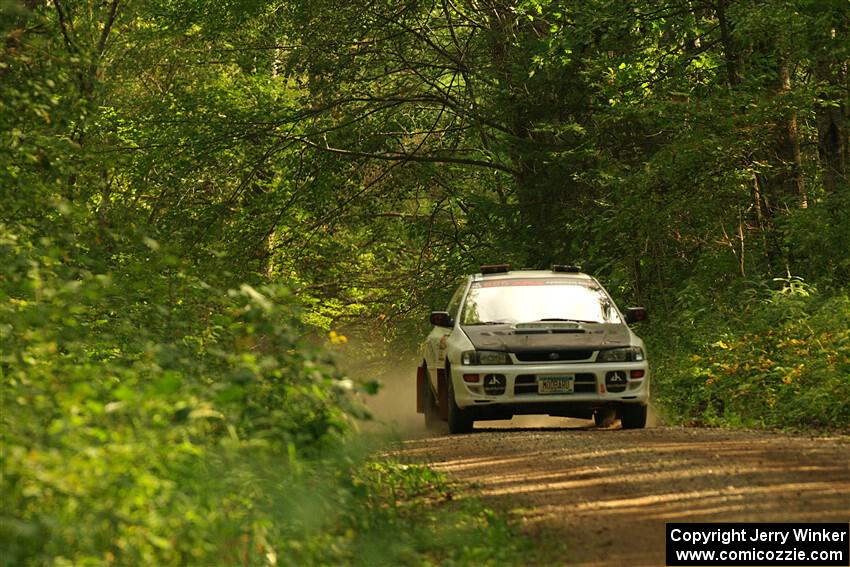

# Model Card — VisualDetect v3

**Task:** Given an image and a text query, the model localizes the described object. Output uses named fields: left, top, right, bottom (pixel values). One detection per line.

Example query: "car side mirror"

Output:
left=625, top=307, right=648, bottom=324
left=430, top=311, right=454, bottom=328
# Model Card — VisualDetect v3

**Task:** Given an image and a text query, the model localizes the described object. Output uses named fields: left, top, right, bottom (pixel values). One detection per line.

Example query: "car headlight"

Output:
left=461, top=350, right=512, bottom=365
left=597, top=346, right=645, bottom=362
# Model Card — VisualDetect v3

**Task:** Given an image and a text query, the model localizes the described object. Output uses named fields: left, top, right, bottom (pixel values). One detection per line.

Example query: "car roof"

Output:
left=470, top=269, right=595, bottom=283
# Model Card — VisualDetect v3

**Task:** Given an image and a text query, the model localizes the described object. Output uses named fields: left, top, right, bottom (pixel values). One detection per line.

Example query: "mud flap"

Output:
left=437, top=368, right=449, bottom=420
left=416, top=366, right=425, bottom=414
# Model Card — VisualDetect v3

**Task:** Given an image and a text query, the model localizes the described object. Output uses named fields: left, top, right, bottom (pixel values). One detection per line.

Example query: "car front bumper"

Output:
left=451, top=361, right=650, bottom=411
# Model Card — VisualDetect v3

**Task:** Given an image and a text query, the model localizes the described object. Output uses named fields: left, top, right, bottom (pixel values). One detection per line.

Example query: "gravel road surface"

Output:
left=400, top=419, right=850, bottom=566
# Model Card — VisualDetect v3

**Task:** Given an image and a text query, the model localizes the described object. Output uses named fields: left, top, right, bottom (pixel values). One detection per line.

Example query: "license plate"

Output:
left=538, top=375, right=575, bottom=394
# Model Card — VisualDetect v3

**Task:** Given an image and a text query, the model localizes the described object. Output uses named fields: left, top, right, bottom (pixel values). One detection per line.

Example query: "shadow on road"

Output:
left=400, top=427, right=850, bottom=567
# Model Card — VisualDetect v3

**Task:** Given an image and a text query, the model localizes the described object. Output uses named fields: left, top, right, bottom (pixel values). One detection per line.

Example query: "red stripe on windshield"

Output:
left=476, top=280, right=579, bottom=288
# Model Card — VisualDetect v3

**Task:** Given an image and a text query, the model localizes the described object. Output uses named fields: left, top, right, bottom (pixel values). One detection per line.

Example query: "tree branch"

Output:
left=51, top=0, right=76, bottom=54
left=293, top=136, right=517, bottom=175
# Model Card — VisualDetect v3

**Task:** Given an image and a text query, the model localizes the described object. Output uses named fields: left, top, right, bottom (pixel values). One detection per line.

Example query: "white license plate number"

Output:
left=538, top=375, right=575, bottom=394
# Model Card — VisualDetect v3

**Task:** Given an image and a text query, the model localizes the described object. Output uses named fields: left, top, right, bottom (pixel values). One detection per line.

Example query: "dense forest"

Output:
left=2, top=0, right=848, bottom=564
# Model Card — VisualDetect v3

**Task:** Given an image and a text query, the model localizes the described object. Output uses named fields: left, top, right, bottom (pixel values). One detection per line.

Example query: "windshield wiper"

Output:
left=536, top=318, right=597, bottom=324
left=468, top=320, right=513, bottom=325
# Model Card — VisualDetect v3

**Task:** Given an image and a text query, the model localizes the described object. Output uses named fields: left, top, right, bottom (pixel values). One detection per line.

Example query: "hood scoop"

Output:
left=477, top=330, right=512, bottom=336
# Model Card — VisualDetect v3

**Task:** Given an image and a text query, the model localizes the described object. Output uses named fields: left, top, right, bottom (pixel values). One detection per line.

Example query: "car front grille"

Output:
left=514, top=373, right=597, bottom=395
left=513, top=349, right=594, bottom=362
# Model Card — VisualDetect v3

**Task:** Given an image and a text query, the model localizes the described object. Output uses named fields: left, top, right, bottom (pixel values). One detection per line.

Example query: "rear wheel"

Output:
left=447, top=373, right=474, bottom=434
left=620, top=404, right=648, bottom=429
left=421, top=364, right=441, bottom=431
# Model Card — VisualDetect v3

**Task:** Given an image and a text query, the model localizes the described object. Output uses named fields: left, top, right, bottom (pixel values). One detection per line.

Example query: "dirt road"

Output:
left=400, top=420, right=850, bottom=566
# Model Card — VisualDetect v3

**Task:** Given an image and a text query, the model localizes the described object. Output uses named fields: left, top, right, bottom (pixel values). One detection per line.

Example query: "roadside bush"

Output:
left=649, top=277, right=850, bottom=431
left=0, top=228, right=531, bottom=566
left=0, top=227, right=354, bottom=565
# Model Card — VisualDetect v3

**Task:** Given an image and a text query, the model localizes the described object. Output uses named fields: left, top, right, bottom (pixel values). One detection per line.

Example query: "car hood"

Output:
left=461, top=322, right=632, bottom=352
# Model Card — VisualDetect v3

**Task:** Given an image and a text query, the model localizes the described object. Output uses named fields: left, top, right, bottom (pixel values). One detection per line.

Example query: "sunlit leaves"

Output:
left=650, top=287, right=850, bottom=430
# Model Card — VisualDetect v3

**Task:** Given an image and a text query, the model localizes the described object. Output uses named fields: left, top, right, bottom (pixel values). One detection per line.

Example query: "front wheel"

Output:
left=447, top=373, right=474, bottom=434
left=620, top=404, right=648, bottom=429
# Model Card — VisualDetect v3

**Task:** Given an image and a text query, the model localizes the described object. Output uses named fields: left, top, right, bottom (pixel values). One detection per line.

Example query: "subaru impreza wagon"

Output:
left=416, top=264, right=650, bottom=433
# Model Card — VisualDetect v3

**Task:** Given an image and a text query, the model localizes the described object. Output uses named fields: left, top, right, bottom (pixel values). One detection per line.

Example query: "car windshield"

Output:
left=460, top=279, right=622, bottom=325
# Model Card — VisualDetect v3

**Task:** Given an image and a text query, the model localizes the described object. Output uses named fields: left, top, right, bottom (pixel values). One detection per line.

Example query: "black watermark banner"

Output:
left=667, top=523, right=849, bottom=566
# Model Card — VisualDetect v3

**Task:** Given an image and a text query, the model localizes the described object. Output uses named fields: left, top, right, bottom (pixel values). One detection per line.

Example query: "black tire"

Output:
left=447, top=371, right=474, bottom=434
left=593, top=407, right=616, bottom=428
left=620, top=404, right=648, bottom=429
left=421, top=364, right=441, bottom=431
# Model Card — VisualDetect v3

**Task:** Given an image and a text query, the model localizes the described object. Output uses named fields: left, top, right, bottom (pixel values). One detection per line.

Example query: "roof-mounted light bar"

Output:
left=480, top=263, right=511, bottom=275
left=552, top=264, right=583, bottom=273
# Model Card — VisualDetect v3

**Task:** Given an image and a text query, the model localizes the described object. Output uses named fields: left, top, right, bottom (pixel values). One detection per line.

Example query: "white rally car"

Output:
left=416, top=264, right=650, bottom=433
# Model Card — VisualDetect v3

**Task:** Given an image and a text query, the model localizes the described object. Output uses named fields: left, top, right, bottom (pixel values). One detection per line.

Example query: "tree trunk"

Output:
left=752, top=58, right=807, bottom=272
left=776, top=62, right=807, bottom=208
left=715, top=0, right=740, bottom=88
left=815, top=55, right=848, bottom=194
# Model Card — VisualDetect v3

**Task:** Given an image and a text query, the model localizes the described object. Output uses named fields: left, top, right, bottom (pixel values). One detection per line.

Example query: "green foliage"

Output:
left=0, top=229, right=353, bottom=565
left=648, top=280, right=850, bottom=431
left=0, top=229, right=531, bottom=565
left=780, top=191, right=850, bottom=283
